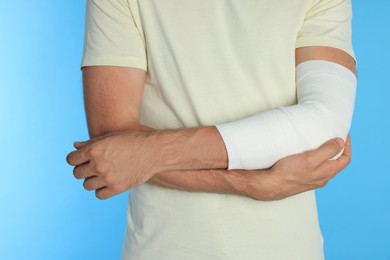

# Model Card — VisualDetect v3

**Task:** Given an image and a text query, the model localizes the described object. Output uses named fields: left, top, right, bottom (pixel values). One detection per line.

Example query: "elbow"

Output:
left=88, top=128, right=106, bottom=139
left=302, top=102, right=353, bottom=145
left=87, top=122, right=155, bottom=139
left=87, top=126, right=115, bottom=139
left=323, top=113, right=353, bottom=143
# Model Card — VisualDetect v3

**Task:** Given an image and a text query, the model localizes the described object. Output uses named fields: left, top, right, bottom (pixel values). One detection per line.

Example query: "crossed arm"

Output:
left=66, top=46, right=355, bottom=200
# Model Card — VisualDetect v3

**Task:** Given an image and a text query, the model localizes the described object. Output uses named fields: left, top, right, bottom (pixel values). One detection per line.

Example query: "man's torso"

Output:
left=123, top=1, right=324, bottom=259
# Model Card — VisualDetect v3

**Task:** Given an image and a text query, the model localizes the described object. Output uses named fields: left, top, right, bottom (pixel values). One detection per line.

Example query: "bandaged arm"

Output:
left=215, top=60, right=357, bottom=170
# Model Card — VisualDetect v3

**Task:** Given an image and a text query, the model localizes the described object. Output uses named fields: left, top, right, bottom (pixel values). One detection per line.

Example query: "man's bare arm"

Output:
left=67, top=46, right=354, bottom=200
left=82, top=66, right=146, bottom=138
left=148, top=136, right=350, bottom=200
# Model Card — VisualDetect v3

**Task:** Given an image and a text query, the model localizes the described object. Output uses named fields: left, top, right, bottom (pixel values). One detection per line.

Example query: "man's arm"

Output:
left=148, top=136, right=350, bottom=201
left=147, top=46, right=355, bottom=197
left=82, top=66, right=146, bottom=138
left=67, top=46, right=352, bottom=200
left=71, top=66, right=149, bottom=198
left=70, top=47, right=354, bottom=177
left=144, top=46, right=356, bottom=173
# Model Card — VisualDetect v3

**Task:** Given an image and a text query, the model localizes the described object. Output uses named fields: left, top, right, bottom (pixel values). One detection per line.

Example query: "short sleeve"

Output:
left=296, top=0, right=355, bottom=61
left=81, top=0, right=147, bottom=71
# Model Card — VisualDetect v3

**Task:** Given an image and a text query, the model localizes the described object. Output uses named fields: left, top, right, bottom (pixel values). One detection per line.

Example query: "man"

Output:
left=67, top=0, right=356, bottom=259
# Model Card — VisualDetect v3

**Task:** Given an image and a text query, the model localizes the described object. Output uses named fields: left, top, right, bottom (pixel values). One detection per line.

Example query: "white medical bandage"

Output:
left=215, top=60, right=357, bottom=170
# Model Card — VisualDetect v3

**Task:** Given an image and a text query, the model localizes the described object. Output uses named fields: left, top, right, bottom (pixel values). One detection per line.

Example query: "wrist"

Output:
left=245, top=170, right=279, bottom=201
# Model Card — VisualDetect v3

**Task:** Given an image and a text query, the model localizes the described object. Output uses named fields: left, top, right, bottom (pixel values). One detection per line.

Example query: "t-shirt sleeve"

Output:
left=81, top=0, right=147, bottom=71
left=296, top=0, right=355, bottom=61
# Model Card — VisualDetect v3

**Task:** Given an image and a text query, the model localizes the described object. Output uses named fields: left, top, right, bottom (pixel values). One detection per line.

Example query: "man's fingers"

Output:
left=74, top=140, right=89, bottom=149
left=338, top=136, right=351, bottom=168
left=329, top=135, right=351, bottom=172
left=319, top=137, right=352, bottom=176
left=66, top=148, right=89, bottom=166
left=83, top=176, right=106, bottom=191
left=95, top=187, right=115, bottom=200
left=309, top=138, right=345, bottom=164
left=73, top=163, right=94, bottom=179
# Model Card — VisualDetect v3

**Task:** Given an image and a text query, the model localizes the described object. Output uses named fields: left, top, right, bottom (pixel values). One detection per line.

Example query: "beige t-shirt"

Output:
left=81, top=0, right=355, bottom=259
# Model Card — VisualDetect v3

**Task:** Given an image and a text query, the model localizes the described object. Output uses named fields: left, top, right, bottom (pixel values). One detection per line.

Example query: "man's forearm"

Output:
left=117, top=123, right=228, bottom=172
left=153, top=126, right=228, bottom=172
left=147, top=134, right=350, bottom=201
left=134, top=123, right=349, bottom=201
left=148, top=168, right=267, bottom=200
left=68, top=121, right=350, bottom=200
left=131, top=124, right=263, bottom=199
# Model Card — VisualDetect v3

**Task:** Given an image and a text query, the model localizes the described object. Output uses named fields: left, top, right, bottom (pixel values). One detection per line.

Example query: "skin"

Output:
left=66, top=46, right=356, bottom=201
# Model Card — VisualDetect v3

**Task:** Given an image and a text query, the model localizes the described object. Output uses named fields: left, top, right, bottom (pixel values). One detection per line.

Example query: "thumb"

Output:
left=311, top=138, right=345, bottom=164
left=73, top=140, right=89, bottom=149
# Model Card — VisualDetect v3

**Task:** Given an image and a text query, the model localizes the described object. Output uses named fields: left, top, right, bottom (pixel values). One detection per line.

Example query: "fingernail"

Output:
left=336, top=138, right=345, bottom=148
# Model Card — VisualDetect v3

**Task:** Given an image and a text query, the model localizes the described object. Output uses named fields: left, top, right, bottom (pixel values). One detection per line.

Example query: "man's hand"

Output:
left=66, top=129, right=161, bottom=200
left=247, top=135, right=351, bottom=201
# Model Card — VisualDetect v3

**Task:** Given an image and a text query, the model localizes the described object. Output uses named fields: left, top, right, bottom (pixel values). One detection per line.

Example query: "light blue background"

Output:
left=0, top=1, right=388, bottom=259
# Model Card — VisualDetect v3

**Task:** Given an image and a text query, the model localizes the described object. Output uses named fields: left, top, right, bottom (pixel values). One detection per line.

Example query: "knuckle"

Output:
left=87, top=145, right=102, bottom=158
left=99, top=171, right=110, bottom=182
left=93, top=162, right=108, bottom=174
left=330, top=140, right=342, bottom=153
left=112, top=184, right=123, bottom=193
